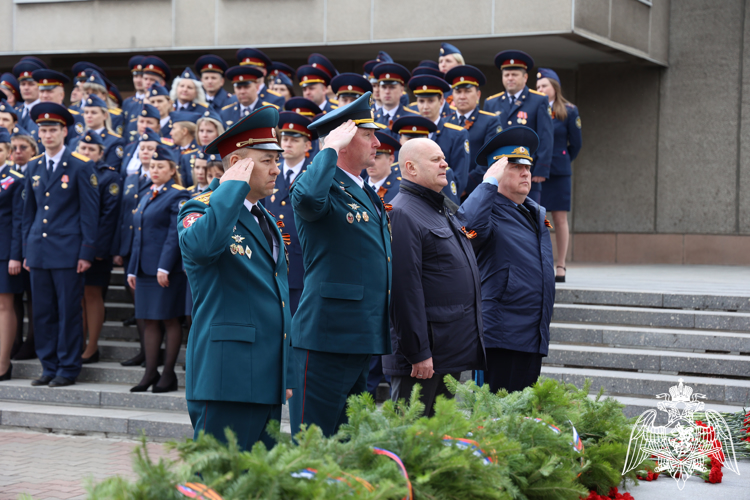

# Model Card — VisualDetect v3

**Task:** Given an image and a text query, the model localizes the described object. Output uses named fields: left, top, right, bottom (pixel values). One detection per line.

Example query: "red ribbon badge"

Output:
left=61, top=174, right=69, bottom=183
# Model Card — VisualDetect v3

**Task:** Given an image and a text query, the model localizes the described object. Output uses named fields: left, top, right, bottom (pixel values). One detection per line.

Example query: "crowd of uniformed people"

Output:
left=0, top=43, right=581, bottom=406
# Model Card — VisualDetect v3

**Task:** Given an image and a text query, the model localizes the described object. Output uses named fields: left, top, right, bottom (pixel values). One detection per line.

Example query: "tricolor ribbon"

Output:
left=176, top=483, right=223, bottom=500
left=442, top=435, right=494, bottom=465
left=372, top=447, right=413, bottom=500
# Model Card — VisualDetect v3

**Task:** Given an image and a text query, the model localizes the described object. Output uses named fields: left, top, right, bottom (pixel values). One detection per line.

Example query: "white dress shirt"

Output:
left=243, top=199, right=279, bottom=262
left=44, top=146, right=65, bottom=173
left=283, top=158, right=305, bottom=184
left=339, top=167, right=364, bottom=188
left=369, top=176, right=388, bottom=191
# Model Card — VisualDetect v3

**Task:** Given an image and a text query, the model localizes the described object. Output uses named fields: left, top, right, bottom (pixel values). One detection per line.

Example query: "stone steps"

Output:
left=552, top=303, right=750, bottom=332
left=541, top=366, right=750, bottom=405
left=11, top=360, right=187, bottom=386
left=555, top=286, right=750, bottom=312
left=544, top=343, right=750, bottom=377
left=550, top=322, right=750, bottom=353
left=99, top=340, right=186, bottom=364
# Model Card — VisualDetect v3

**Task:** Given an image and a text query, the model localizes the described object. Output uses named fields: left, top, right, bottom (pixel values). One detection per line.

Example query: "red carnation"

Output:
left=708, top=466, right=723, bottom=483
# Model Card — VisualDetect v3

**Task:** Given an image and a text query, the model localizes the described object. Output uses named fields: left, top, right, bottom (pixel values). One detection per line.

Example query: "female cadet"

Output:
left=270, top=73, right=295, bottom=102
left=112, top=129, right=158, bottom=367
left=77, top=132, right=121, bottom=363
left=169, top=68, right=207, bottom=113
left=536, top=68, right=582, bottom=283
left=0, top=128, right=23, bottom=380
left=195, top=109, right=225, bottom=148
left=70, top=95, right=125, bottom=169
left=127, top=144, right=189, bottom=393
left=10, top=126, right=37, bottom=361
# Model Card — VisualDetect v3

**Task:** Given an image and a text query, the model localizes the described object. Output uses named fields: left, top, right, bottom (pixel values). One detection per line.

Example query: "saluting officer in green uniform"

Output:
left=290, top=91, right=392, bottom=437
left=177, top=105, right=293, bottom=451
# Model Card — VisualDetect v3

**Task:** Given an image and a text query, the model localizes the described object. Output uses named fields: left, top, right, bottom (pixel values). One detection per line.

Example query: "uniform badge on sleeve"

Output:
left=109, top=183, right=119, bottom=196
left=576, top=116, right=582, bottom=129
left=450, top=181, right=457, bottom=196
left=75, top=122, right=84, bottom=135
left=464, top=140, right=470, bottom=154
left=182, top=212, right=202, bottom=228
left=90, top=173, right=98, bottom=187
left=116, top=145, right=124, bottom=158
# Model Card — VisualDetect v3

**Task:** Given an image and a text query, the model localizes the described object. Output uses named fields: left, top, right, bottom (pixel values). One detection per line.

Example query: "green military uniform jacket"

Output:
left=291, top=148, right=392, bottom=355
left=178, top=178, right=293, bottom=405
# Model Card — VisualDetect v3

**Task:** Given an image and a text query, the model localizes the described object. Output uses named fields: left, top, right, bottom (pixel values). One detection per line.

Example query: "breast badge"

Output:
left=362, top=212, right=369, bottom=222
left=237, top=245, right=245, bottom=256
left=346, top=212, right=354, bottom=224
left=245, top=246, right=252, bottom=259
left=229, top=243, right=238, bottom=255
left=32, top=175, right=40, bottom=188
left=356, top=212, right=361, bottom=222
left=232, top=235, right=245, bottom=243
left=61, top=174, right=69, bottom=189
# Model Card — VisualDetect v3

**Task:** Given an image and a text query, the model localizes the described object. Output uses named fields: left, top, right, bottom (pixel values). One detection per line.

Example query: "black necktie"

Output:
left=285, top=168, right=294, bottom=186
left=458, top=115, right=466, bottom=127
left=251, top=205, right=275, bottom=253
left=516, top=204, right=538, bottom=232
left=47, top=159, right=54, bottom=173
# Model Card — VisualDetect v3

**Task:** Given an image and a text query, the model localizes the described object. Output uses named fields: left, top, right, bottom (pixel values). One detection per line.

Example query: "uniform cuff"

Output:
left=157, top=268, right=169, bottom=275
left=483, top=176, right=499, bottom=187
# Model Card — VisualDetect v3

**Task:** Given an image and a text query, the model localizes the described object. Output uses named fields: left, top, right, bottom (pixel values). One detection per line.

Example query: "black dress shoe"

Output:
left=13, top=340, right=37, bottom=360
left=121, top=352, right=145, bottom=367
left=555, top=266, right=566, bottom=283
left=152, top=376, right=178, bottom=393
left=49, top=376, right=76, bottom=387
left=123, top=315, right=137, bottom=327
left=0, top=363, right=12, bottom=381
left=49, top=376, right=75, bottom=387
left=31, top=375, right=54, bottom=386
left=130, top=373, right=160, bottom=392
left=81, top=350, right=100, bottom=364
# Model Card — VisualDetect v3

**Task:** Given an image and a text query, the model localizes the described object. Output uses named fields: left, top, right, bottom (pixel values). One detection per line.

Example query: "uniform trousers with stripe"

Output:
left=289, top=348, right=370, bottom=438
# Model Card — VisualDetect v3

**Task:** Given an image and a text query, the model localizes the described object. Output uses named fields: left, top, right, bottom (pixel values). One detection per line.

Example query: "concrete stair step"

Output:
left=550, top=322, right=750, bottom=353
left=99, top=340, right=186, bottom=364
left=110, top=268, right=125, bottom=286
left=11, top=360, right=186, bottom=386
left=0, top=400, right=193, bottom=439
left=603, top=394, right=746, bottom=420
left=556, top=286, right=750, bottom=312
left=99, top=321, right=140, bottom=341
left=544, top=343, right=750, bottom=377
left=552, top=304, right=750, bottom=332
left=541, top=366, right=750, bottom=405
left=104, top=301, right=135, bottom=322
left=0, top=379, right=188, bottom=412
left=105, top=285, right=130, bottom=303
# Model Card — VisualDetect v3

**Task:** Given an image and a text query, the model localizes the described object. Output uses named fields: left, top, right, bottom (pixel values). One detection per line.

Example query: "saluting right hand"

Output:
left=220, top=156, right=254, bottom=185
left=321, top=120, right=357, bottom=154
left=484, top=157, right=509, bottom=187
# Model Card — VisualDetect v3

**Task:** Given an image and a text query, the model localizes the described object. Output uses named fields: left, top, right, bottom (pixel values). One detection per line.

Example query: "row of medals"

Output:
left=229, top=234, right=251, bottom=258
left=347, top=211, right=369, bottom=224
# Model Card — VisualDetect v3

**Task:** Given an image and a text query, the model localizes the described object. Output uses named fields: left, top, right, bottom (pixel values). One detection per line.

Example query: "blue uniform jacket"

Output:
left=0, top=166, right=24, bottom=261
left=122, top=95, right=144, bottom=124
left=291, top=148, right=392, bottom=355
left=383, top=181, right=484, bottom=376
left=448, top=107, right=503, bottom=194
left=173, top=101, right=209, bottom=114
left=22, top=149, right=100, bottom=268
left=549, top=104, right=582, bottom=176
left=92, top=162, right=122, bottom=259
left=258, top=86, right=285, bottom=109
left=177, top=140, right=200, bottom=187
left=374, top=104, right=420, bottom=138
left=126, top=179, right=189, bottom=276
left=206, top=88, right=237, bottom=112
left=363, top=163, right=402, bottom=204
left=109, top=108, right=125, bottom=137
left=483, top=87, right=554, bottom=179
left=178, top=178, right=293, bottom=404
left=111, top=171, right=152, bottom=257
left=458, top=183, right=555, bottom=355
left=434, top=118, right=470, bottom=203
left=69, top=129, right=125, bottom=170
left=263, top=158, right=311, bottom=291
left=220, top=100, right=280, bottom=128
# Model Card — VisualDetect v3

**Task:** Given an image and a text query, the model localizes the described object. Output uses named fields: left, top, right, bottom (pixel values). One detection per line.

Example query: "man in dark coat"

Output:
left=459, top=127, right=555, bottom=394
left=383, top=138, right=485, bottom=416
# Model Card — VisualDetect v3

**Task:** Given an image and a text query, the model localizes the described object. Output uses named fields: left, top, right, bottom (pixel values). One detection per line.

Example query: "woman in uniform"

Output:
left=77, top=132, right=121, bottom=364
left=536, top=68, right=582, bottom=283
left=70, top=94, right=125, bottom=169
left=0, top=128, right=24, bottom=380
left=127, top=144, right=189, bottom=393
left=195, top=109, right=224, bottom=148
